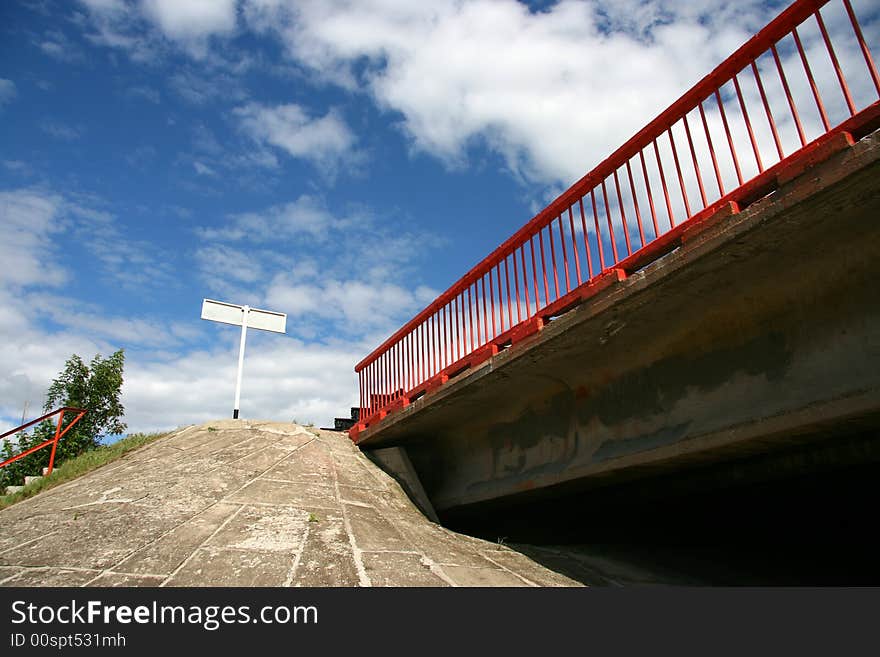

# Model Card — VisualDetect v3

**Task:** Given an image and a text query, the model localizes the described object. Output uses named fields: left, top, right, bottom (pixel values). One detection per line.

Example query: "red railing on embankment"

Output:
left=0, top=407, right=88, bottom=478
left=351, top=0, right=880, bottom=440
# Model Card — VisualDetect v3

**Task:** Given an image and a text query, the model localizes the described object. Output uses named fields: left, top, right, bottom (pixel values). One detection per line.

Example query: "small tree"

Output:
left=44, top=349, right=127, bottom=457
left=0, top=350, right=126, bottom=488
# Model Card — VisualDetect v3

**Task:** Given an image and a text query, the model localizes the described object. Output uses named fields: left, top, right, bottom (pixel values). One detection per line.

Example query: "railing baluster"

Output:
left=668, top=126, right=692, bottom=218
left=513, top=250, right=523, bottom=322
left=682, top=113, right=708, bottom=208
left=503, top=258, right=513, bottom=330
left=653, top=139, right=676, bottom=229
left=590, top=189, right=606, bottom=271
left=568, top=206, right=582, bottom=286
left=842, top=0, right=879, bottom=96
left=496, top=265, right=505, bottom=333
left=815, top=8, right=856, bottom=116
left=715, top=89, right=744, bottom=185
left=481, top=275, right=489, bottom=344
left=793, top=26, right=831, bottom=131
left=539, top=228, right=550, bottom=304
left=530, top=236, right=541, bottom=311
left=558, top=214, right=571, bottom=292
left=578, top=197, right=595, bottom=278
left=467, top=286, right=475, bottom=352
left=601, top=180, right=619, bottom=262
left=752, top=60, right=785, bottom=160
left=771, top=43, right=807, bottom=147
left=625, top=160, right=647, bottom=248
left=613, top=169, right=632, bottom=256
left=548, top=222, right=561, bottom=300
left=733, top=73, right=764, bottom=173
left=520, top=246, right=532, bottom=317
left=639, top=149, right=661, bottom=239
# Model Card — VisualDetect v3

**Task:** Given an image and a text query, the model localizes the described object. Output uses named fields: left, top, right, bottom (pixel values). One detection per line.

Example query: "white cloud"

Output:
left=3, top=161, right=33, bottom=176
left=241, top=0, right=778, bottom=185
left=199, top=194, right=338, bottom=243
left=126, top=84, right=161, bottom=103
left=265, top=275, right=437, bottom=331
left=169, top=69, right=248, bottom=105
left=0, top=186, right=363, bottom=433
left=26, top=294, right=200, bottom=349
left=0, top=185, right=179, bottom=300
left=0, top=79, right=17, bottom=107
left=140, top=0, right=238, bottom=40
left=0, top=190, right=68, bottom=289
left=80, top=0, right=127, bottom=12
left=0, top=291, right=110, bottom=432
left=235, top=102, right=359, bottom=177
left=36, top=30, right=85, bottom=63
left=194, top=244, right=268, bottom=299
left=0, top=288, right=364, bottom=433
left=193, top=161, right=216, bottom=176
left=190, top=191, right=444, bottom=348
left=40, top=120, right=83, bottom=141
left=118, top=336, right=363, bottom=431
left=78, top=0, right=158, bottom=62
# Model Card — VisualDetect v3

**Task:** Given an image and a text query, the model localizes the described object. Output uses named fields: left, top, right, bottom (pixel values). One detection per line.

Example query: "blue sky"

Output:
left=1, top=0, right=874, bottom=433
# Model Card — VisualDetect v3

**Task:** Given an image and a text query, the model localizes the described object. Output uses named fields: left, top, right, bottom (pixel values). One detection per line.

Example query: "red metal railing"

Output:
left=0, top=407, right=88, bottom=478
left=352, top=0, right=880, bottom=438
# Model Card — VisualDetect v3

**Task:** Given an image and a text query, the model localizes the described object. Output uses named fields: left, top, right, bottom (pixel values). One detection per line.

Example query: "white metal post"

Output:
left=201, top=298, right=285, bottom=419
left=233, top=305, right=249, bottom=419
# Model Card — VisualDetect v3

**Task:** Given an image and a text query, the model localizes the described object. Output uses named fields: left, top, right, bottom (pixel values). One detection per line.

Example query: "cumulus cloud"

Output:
left=199, top=194, right=340, bottom=243
left=265, top=275, right=437, bottom=330
left=191, top=190, right=443, bottom=345
left=0, top=285, right=365, bottom=433
left=141, top=0, right=238, bottom=40
left=240, top=0, right=782, bottom=185
left=0, top=189, right=68, bottom=289
left=78, top=0, right=158, bottom=62
left=0, top=186, right=364, bottom=432
left=235, top=102, right=359, bottom=177
left=78, top=0, right=239, bottom=60
left=121, top=336, right=363, bottom=431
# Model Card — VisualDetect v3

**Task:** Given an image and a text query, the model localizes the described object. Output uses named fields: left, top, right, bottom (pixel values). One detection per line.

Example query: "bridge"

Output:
left=348, top=0, right=880, bottom=520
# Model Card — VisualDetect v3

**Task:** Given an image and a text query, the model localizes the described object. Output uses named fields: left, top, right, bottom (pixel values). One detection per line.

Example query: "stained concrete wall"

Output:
left=359, top=130, right=880, bottom=513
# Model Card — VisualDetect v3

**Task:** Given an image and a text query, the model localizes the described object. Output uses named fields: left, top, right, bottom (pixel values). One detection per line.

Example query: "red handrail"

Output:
left=0, top=407, right=88, bottom=478
left=352, top=0, right=880, bottom=436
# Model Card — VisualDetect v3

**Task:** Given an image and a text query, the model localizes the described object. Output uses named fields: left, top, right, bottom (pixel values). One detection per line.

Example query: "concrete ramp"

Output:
left=0, top=421, right=576, bottom=587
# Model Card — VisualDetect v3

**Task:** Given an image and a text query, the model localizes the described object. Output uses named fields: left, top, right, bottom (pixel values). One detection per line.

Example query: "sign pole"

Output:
left=233, top=305, right=249, bottom=419
left=201, top=298, right=286, bottom=420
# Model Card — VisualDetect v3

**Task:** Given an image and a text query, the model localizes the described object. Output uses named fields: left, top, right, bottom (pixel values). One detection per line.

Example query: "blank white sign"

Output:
left=201, top=298, right=287, bottom=334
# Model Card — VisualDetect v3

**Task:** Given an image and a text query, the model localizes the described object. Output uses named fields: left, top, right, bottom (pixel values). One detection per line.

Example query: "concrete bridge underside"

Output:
left=358, top=129, right=880, bottom=516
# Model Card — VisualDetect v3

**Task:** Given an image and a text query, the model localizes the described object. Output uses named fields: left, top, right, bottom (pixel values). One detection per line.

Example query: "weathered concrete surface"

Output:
left=0, top=421, right=578, bottom=587
left=359, top=129, right=880, bottom=513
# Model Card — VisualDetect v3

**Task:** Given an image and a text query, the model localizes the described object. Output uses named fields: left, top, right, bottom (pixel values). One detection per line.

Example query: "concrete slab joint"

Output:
left=0, top=421, right=579, bottom=588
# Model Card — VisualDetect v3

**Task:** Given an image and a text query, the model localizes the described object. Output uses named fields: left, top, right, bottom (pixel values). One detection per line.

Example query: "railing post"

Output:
left=46, top=409, right=65, bottom=476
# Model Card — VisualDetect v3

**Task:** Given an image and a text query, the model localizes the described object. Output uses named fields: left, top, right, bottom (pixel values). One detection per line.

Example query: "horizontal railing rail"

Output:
left=352, top=0, right=880, bottom=437
left=0, top=407, right=89, bottom=478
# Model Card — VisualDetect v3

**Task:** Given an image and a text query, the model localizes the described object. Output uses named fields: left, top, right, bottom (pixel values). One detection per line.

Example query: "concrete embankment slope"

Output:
left=0, top=421, right=577, bottom=587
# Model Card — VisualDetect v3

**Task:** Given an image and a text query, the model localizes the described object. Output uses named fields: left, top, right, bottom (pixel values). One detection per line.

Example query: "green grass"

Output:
left=0, top=431, right=170, bottom=510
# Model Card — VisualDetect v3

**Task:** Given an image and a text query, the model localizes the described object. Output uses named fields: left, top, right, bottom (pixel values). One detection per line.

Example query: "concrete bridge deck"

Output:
left=0, top=421, right=577, bottom=587
left=357, top=128, right=880, bottom=515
